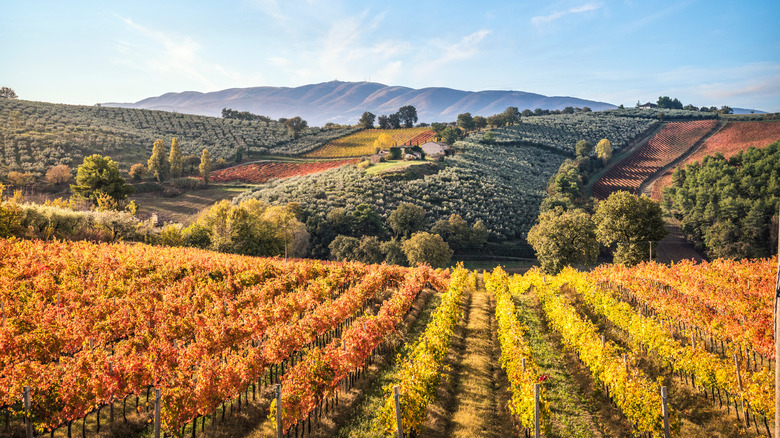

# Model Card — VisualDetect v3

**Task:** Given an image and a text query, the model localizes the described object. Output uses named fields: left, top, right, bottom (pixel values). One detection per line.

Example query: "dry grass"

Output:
left=131, top=185, right=248, bottom=224
left=423, top=280, right=513, bottom=438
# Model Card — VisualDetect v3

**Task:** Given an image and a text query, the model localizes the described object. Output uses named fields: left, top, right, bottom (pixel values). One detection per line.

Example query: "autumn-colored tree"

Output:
left=7, top=171, right=35, bottom=187
left=199, top=148, right=213, bottom=184
left=0, top=184, right=24, bottom=238
left=148, top=139, right=170, bottom=182
left=595, top=138, right=613, bottom=165
left=129, top=163, right=147, bottom=181
left=46, top=164, right=72, bottom=185
left=373, top=133, right=395, bottom=151
left=169, top=137, right=182, bottom=178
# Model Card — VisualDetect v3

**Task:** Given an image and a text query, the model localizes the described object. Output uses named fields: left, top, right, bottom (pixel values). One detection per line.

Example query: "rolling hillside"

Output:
left=0, top=98, right=356, bottom=176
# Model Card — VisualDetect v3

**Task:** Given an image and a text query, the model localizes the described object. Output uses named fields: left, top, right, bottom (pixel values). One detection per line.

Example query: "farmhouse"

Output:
left=420, top=141, right=450, bottom=158
left=636, top=102, right=658, bottom=109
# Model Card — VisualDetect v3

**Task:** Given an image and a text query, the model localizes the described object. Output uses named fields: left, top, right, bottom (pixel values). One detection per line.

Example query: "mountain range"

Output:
left=104, top=81, right=618, bottom=126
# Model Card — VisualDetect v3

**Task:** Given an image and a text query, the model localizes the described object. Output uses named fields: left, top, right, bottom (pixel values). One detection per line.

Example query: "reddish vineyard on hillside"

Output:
left=211, top=159, right=359, bottom=183
left=651, top=121, right=780, bottom=200
left=404, top=130, right=436, bottom=146
left=592, top=120, right=717, bottom=199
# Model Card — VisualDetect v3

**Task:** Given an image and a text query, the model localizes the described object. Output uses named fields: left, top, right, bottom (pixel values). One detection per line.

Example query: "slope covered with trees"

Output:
left=236, top=133, right=568, bottom=241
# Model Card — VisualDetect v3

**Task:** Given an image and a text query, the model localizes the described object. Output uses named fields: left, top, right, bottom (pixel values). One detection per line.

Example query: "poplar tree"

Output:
left=148, top=139, right=170, bottom=182
left=199, top=148, right=212, bottom=185
left=169, top=137, right=182, bottom=178
left=595, top=139, right=613, bottom=165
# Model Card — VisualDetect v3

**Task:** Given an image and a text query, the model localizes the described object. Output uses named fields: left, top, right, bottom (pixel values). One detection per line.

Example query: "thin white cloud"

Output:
left=115, top=17, right=263, bottom=91
left=416, top=29, right=492, bottom=77
left=531, top=3, right=602, bottom=26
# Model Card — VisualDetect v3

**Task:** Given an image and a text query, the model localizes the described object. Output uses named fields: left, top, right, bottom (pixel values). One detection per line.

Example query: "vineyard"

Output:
left=303, top=128, right=432, bottom=158
left=1, top=235, right=777, bottom=437
left=592, top=120, right=718, bottom=199
left=650, top=121, right=780, bottom=200
left=0, top=238, right=447, bottom=437
left=210, top=159, right=360, bottom=184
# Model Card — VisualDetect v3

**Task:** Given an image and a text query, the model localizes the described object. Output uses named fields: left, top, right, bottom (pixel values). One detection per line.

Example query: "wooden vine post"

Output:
left=534, top=383, right=540, bottom=438
left=393, top=385, right=403, bottom=438
left=153, top=389, right=161, bottom=438
left=774, top=204, right=779, bottom=438
left=275, top=384, right=282, bottom=438
left=661, top=386, right=670, bottom=438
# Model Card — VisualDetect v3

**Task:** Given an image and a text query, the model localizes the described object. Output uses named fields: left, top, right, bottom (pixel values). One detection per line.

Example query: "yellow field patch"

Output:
left=304, top=128, right=430, bottom=158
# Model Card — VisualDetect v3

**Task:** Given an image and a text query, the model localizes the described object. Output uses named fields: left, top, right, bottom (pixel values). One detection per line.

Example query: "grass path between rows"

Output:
left=423, top=277, right=513, bottom=437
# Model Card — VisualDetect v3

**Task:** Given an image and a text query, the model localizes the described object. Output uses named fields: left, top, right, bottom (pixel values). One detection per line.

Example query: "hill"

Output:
left=103, top=80, right=617, bottom=126
left=0, top=98, right=357, bottom=176
left=236, top=111, right=656, bottom=245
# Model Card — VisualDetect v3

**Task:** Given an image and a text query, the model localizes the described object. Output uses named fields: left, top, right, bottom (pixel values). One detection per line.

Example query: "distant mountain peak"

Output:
left=104, top=81, right=616, bottom=126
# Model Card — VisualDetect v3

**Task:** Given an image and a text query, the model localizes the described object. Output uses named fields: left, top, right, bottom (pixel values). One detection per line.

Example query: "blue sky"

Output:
left=2, top=0, right=779, bottom=111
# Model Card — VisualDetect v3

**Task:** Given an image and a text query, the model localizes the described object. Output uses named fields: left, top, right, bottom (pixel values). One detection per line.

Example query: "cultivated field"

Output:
left=303, top=128, right=432, bottom=158
left=210, top=159, right=359, bottom=184
left=592, top=120, right=718, bottom=199
left=2, top=238, right=775, bottom=437
left=650, top=121, right=780, bottom=200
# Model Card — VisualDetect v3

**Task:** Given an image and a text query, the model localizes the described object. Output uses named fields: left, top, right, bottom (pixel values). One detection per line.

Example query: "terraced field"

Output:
left=650, top=120, right=780, bottom=200
left=591, top=120, right=718, bottom=199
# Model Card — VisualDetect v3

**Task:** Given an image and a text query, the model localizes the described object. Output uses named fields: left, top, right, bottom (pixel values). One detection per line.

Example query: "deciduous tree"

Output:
left=575, top=140, right=593, bottom=157
left=593, top=191, right=667, bottom=266
left=373, top=133, right=395, bottom=151
left=387, top=202, right=426, bottom=238
left=503, top=106, right=521, bottom=125
left=595, top=138, right=612, bottom=165
left=148, top=139, right=170, bottom=182
left=527, top=207, right=598, bottom=274
left=402, top=231, right=453, bottom=267
left=199, top=148, right=212, bottom=184
left=169, top=137, right=182, bottom=178
left=397, top=105, right=418, bottom=128
left=457, top=112, right=475, bottom=131
left=129, top=163, right=147, bottom=181
left=46, top=164, right=71, bottom=185
left=359, top=111, right=376, bottom=129
left=0, top=87, right=17, bottom=99
left=284, top=116, right=308, bottom=139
